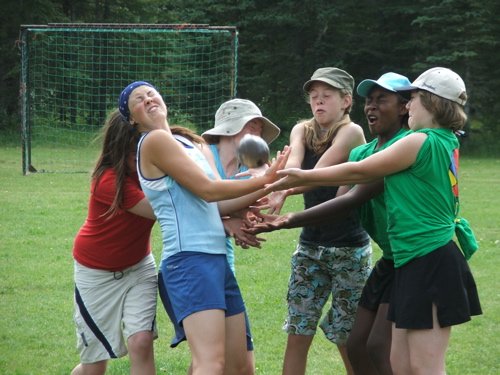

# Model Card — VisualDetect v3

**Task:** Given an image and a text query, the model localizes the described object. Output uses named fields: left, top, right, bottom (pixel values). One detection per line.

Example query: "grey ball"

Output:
left=237, top=134, right=270, bottom=168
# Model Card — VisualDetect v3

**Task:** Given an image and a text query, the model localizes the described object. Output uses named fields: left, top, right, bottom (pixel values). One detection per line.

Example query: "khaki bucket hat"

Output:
left=202, top=99, right=280, bottom=144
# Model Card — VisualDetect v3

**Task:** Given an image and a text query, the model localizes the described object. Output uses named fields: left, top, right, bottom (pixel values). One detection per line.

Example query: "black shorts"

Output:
left=388, top=241, right=482, bottom=329
left=358, top=257, right=395, bottom=310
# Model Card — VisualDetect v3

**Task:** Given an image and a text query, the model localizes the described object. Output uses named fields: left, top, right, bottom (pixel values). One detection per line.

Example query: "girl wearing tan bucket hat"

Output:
left=202, top=98, right=280, bottom=179
left=165, top=98, right=278, bottom=373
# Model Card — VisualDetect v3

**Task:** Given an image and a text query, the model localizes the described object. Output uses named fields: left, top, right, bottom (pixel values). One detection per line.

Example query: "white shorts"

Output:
left=73, top=253, right=158, bottom=363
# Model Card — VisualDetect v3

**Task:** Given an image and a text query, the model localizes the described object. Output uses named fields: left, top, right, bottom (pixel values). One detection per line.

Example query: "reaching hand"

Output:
left=223, top=217, right=265, bottom=249
left=263, top=146, right=291, bottom=183
left=264, top=167, right=304, bottom=192
left=235, top=164, right=269, bottom=179
left=265, top=189, right=293, bottom=215
left=242, top=212, right=294, bottom=235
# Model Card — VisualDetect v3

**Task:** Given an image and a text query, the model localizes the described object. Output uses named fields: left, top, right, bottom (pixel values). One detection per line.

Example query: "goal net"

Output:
left=19, top=23, right=238, bottom=174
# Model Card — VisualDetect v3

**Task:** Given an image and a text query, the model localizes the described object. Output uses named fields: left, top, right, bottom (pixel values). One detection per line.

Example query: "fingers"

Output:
left=235, top=171, right=250, bottom=178
left=234, top=232, right=262, bottom=249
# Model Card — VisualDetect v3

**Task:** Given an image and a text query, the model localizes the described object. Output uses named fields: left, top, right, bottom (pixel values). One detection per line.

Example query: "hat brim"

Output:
left=303, top=78, right=343, bottom=93
left=357, top=79, right=401, bottom=98
left=202, top=115, right=280, bottom=144
left=394, top=85, right=419, bottom=92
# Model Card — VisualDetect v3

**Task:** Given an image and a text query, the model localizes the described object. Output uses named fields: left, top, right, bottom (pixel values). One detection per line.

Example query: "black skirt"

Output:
left=388, top=241, right=482, bottom=329
left=359, top=257, right=395, bottom=310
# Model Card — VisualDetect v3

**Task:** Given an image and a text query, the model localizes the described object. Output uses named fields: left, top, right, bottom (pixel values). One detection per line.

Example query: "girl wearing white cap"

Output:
left=118, top=81, right=289, bottom=375
left=265, top=67, right=482, bottom=374
left=268, top=67, right=371, bottom=375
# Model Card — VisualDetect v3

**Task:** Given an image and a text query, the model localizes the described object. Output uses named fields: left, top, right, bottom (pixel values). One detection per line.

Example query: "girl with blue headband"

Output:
left=119, top=81, right=289, bottom=375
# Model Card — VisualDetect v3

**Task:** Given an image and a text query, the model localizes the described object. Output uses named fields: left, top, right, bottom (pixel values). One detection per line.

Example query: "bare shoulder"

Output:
left=143, top=128, right=171, bottom=141
left=340, top=122, right=365, bottom=135
left=291, top=122, right=306, bottom=135
left=334, top=121, right=366, bottom=146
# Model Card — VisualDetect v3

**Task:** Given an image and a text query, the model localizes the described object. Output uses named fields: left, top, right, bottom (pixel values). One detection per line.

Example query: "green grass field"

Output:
left=0, top=146, right=499, bottom=374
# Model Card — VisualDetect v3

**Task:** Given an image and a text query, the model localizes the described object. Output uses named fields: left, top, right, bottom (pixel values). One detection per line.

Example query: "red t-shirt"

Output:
left=73, top=169, right=155, bottom=271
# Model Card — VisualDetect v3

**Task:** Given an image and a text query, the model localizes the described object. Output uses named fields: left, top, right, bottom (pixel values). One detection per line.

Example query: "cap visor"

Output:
left=356, top=80, right=376, bottom=97
left=394, top=85, right=419, bottom=92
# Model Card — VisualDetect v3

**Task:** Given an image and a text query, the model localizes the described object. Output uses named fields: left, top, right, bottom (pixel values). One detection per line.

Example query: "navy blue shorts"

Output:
left=388, top=241, right=482, bottom=329
left=160, top=251, right=245, bottom=325
left=158, top=271, right=254, bottom=350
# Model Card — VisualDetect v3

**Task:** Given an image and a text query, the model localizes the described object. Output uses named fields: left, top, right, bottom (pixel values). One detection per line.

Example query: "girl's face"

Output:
left=309, top=82, right=351, bottom=127
left=406, top=91, right=435, bottom=131
left=233, top=119, right=264, bottom=147
left=128, top=85, right=167, bottom=127
left=364, top=86, right=407, bottom=136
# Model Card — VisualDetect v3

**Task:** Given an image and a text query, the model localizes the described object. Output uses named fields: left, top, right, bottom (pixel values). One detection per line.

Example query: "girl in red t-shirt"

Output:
left=71, top=109, right=157, bottom=375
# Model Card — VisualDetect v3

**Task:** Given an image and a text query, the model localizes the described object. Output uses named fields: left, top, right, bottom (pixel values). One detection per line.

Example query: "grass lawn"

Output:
left=0, top=146, right=499, bottom=374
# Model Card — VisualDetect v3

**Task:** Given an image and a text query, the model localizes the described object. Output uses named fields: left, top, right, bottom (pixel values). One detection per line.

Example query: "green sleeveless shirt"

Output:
left=385, top=127, right=459, bottom=267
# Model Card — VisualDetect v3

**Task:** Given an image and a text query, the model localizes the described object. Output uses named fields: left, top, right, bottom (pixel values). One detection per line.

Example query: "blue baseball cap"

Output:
left=118, top=81, right=157, bottom=122
left=356, top=72, right=411, bottom=98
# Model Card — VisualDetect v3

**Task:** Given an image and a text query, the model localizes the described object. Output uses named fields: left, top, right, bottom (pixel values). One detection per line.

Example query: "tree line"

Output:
left=1, top=0, right=498, bottom=155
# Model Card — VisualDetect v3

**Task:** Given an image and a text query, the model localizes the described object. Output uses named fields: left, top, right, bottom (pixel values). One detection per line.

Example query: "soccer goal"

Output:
left=19, top=23, right=238, bottom=174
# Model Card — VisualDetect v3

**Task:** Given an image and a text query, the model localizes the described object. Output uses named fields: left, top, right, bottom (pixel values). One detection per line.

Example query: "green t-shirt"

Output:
left=349, top=128, right=408, bottom=260
left=385, top=127, right=459, bottom=267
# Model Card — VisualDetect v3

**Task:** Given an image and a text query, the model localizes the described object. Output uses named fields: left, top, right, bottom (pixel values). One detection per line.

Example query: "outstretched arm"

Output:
left=265, top=132, right=426, bottom=192
left=141, top=129, right=291, bottom=202
left=246, top=181, right=383, bottom=234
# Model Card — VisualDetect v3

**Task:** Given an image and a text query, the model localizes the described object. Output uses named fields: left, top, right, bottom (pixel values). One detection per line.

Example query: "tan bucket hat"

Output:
left=202, top=99, right=280, bottom=144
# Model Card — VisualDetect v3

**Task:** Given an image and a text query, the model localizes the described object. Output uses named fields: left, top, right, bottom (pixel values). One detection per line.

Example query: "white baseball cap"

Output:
left=202, top=99, right=280, bottom=144
left=395, top=67, right=466, bottom=105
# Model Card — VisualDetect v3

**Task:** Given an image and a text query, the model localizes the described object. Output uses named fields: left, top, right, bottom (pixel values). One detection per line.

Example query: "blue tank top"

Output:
left=208, top=144, right=249, bottom=274
left=138, top=133, right=227, bottom=263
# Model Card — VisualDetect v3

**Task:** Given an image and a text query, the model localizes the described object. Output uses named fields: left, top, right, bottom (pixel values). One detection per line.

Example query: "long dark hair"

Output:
left=91, top=109, right=141, bottom=218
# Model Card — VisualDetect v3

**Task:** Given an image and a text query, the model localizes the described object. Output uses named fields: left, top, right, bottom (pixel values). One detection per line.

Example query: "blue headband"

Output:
left=118, top=81, right=157, bottom=122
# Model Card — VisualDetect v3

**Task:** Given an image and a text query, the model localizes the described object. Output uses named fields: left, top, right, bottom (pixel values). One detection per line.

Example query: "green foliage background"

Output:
left=1, top=0, right=499, bottom=156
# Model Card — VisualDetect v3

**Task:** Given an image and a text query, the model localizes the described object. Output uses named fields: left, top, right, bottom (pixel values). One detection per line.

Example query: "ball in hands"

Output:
left=237, top=134, right=270, bottom=168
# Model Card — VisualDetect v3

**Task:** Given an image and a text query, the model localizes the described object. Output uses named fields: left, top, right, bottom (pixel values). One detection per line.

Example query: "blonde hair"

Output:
left=302, top=87, right=352, bottom=155
left=418, top=90, right=467, bottom=131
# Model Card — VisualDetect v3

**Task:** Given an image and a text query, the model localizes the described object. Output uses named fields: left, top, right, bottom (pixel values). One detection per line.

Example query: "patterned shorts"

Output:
left=283, top=243, right=372, bottom=346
